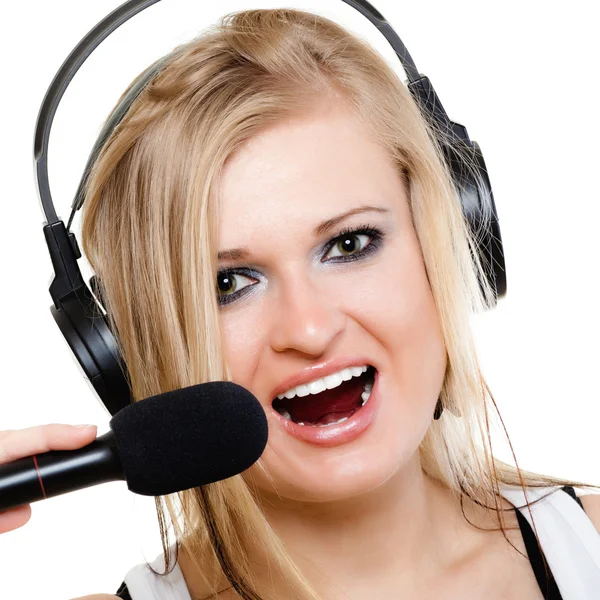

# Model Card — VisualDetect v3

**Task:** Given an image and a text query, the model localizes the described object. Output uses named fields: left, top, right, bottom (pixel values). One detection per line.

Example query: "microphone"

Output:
left=0, top=382, right=268, bottom=511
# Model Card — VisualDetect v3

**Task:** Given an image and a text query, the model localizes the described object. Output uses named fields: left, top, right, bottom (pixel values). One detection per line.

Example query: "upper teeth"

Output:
left=276, top=365, right=369, bottom=400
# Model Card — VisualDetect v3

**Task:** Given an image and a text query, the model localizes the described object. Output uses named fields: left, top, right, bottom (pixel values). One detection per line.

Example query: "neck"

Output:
left=179, top=461, right=502, bottom=600
left=253, top=459, right=464, bottom=597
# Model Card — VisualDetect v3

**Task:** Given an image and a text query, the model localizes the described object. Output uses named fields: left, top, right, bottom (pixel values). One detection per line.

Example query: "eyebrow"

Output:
left=313, top=205, right=390, bottom=236
left=217, top=205, right=390, bottom=261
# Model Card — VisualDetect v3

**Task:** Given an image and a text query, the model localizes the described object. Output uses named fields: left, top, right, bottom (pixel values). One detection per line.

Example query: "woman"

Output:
left=2, top=8, right=599, bottom=599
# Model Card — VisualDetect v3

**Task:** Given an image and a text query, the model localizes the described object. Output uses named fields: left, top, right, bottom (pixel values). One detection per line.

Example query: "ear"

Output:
left=580, top=493, right=600, bottom=534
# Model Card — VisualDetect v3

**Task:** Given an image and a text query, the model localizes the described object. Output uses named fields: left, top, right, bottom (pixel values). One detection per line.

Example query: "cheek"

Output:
left=340, top=239, right=442, bottom=338
left=220, top=309, right=266, bottom=384
left=338, top=241, right=446, bottom=392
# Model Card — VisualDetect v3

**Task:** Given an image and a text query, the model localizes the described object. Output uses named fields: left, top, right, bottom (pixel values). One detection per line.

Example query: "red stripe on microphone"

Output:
left=32, top=455, right=47, bottom=499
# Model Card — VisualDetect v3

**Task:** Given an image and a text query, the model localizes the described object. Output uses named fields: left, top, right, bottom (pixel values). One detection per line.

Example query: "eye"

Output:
left=323, top=230, right=375, bottom=261
left=216, top=271, right=258, bottom=304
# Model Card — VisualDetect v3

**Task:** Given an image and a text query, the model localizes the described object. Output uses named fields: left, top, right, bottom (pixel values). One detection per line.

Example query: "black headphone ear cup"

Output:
left=469, top=142, right=506, bottom=299
left=441, top=140, right=507, bottom=304
left=50, top=282, right=132, bottom=416
left=407, top=75, right=506, bottom=305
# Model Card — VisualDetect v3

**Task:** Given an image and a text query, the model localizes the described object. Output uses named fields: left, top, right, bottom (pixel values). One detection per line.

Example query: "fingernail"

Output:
left=73, top=424, right=96, bottom=429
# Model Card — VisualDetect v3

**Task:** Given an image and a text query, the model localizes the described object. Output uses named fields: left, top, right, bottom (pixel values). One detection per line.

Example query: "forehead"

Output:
left=215, top=107, right=406, bottom=246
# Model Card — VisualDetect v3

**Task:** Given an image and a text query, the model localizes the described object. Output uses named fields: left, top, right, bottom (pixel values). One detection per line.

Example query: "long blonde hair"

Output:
left=81, top=9, right=596, bottom=599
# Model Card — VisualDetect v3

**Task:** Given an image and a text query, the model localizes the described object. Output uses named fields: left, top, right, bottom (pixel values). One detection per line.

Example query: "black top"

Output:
left=115, top=486, right=586, bottom=600
left=514, top=485, right=584, bottom=600
left=115, top=580, right=132, bottom=600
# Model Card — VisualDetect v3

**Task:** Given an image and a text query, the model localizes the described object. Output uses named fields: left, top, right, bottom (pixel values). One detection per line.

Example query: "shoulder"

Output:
left=580, top=493, right=600, bottom=534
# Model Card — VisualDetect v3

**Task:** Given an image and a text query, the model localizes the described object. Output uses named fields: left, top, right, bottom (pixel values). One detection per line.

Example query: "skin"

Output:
left=216, top=102, right=447, bottom=507
left=178, top=102, right=545, bottom=599
left=73, top=102, right=600, bottom=598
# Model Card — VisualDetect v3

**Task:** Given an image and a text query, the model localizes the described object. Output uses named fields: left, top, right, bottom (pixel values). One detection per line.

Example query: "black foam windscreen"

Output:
left=109, top=382, right=268, bottom=495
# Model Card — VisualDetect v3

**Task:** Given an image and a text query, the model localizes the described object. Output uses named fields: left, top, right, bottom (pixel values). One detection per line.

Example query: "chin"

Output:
left=294, top=456, right=405, bottom=503
left=246, top=408, right=426, bottom=505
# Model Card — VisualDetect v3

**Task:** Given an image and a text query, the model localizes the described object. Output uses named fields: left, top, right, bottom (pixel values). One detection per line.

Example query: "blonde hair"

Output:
left=81, top=9, right=596, bottom=599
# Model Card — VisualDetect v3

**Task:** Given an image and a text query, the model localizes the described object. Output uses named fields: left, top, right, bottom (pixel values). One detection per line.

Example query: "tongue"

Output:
left=283, top=376, right=364, bottom=425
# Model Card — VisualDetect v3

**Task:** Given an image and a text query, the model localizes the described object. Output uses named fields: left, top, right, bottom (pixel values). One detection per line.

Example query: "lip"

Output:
left=270, top=356, right=375, bottom=400
left=271, top=368, right=380, bottom=447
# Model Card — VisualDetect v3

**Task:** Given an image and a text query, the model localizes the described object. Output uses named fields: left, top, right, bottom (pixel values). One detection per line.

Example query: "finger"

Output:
left=0, top=503, right=32, bottom=534
left=0, top=424, right=97, bottom=464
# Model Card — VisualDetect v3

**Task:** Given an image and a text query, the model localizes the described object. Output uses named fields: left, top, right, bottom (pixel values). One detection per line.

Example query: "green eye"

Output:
left=217, top=272, right=236, bottom=295
left=326, top=233, right=370, bottom=259
left=216, top=271, right=258, bottom=305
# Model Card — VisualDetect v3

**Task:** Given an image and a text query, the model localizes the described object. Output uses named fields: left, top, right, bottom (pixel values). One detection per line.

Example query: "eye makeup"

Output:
left=216, top=223, right=386, bottom=306
left=320, top=224, right=384, bottom=263
left=216, top=268, right=261, bottom=307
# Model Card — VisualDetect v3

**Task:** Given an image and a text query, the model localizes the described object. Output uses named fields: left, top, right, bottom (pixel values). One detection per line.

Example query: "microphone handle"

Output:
left=0, top=431, right=124, bottom=511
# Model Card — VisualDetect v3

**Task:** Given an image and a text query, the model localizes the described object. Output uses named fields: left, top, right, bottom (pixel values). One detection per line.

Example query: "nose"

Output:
left=269, top=272, right=345, bottom=357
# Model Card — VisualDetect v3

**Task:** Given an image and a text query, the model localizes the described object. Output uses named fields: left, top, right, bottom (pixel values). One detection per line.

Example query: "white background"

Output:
left=0, top=0, right=598, bottom=597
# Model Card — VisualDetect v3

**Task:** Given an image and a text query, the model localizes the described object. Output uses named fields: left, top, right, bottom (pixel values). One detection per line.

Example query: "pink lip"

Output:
left=270, top=357, right=375, bottom=400
left=271, top=368, right=379, bottom=448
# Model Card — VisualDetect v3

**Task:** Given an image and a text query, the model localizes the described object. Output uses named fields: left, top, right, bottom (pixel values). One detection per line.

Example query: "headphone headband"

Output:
left=33, top=0, right=419, bottom=227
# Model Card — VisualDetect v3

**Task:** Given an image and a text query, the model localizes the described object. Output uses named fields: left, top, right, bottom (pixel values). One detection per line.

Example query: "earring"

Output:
left=433, top=397, right=443, bottom=420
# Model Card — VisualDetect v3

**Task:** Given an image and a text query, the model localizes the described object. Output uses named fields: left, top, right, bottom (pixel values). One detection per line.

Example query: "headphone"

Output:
left=33, top=0, right=507, bottom=417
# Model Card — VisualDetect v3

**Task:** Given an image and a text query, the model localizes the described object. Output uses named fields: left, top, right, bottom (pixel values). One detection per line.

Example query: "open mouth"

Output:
left=272, top=365, right=376, bottom=427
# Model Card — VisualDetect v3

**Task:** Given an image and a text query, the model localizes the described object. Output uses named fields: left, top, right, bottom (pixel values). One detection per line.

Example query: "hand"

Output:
left=0, top=423, right=97, bottom=534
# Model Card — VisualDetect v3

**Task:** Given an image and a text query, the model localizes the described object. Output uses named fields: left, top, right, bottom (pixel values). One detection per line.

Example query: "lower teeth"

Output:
left=360, top=381, right=373, bottom=406
left=317, top=416, right=348, bottom=427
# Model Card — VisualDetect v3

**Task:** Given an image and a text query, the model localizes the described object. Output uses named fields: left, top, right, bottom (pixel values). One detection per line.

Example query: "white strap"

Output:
left=499, top=485, right=600, bottom=600
left=123, top=549, right=192, bottom=600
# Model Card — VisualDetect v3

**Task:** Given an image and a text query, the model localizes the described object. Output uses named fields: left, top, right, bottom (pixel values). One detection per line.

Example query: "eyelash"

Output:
left=216, top=223, right=385, bottom=306
left=322, top=224, right=383, bottom=263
